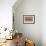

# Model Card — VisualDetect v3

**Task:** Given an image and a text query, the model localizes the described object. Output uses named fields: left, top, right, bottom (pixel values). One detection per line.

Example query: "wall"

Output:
left=13, top=0, right=41, bottom=46
left=41, top=0, right=46, bottom=46
left=0, top=0, right=16, bottom=29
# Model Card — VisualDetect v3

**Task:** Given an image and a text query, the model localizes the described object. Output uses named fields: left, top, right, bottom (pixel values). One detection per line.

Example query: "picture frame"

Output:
left=23, top=15, right=35, bottom=24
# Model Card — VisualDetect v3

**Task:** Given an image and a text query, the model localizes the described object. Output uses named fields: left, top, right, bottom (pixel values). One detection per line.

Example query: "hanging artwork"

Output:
left=23, top=15, right=35, bottom=24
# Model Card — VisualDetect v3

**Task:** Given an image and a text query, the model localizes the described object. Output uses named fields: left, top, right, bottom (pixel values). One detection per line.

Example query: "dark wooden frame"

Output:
left=23, top=15, right=35, bottom=24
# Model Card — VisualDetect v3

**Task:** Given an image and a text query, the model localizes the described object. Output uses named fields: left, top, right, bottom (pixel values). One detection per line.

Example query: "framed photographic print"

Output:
left=23, top=15, right=35, bottom=24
